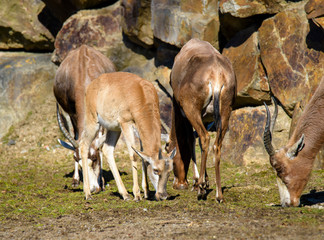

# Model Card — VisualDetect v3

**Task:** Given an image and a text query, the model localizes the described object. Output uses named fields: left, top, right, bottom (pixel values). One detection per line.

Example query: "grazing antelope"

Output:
left=79, top=72, right=176, bottom=200
left=263, top=78, right=324, bottom=207
left=167, top=39, right=236, bottom=201
left=53, top=44, right=116, bottom=189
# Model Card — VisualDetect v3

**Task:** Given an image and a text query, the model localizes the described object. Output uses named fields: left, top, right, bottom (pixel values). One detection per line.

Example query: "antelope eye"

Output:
left=153, top=169, right=159, bottom=175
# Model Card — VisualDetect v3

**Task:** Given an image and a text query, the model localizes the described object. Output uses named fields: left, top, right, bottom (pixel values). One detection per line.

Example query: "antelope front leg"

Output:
left=99, top=150, right=105, bottom=190
left=121, top=123, right=141, bottom=201
left=142, top=160, right=149, bottom=199
left=80, top=141, right=91, bottom=200
left=72, top=160, right=80, bottom=187
left=103, top=131, right=131, bottom=200
left=131, top=155, right=141, bottom=201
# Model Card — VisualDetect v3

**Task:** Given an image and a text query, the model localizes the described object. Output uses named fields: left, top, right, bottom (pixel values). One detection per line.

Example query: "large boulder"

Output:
left=221, top=104, right=291, bottom=166
left=304, top=0, right=324, bottom=52
left=219, top=0, right=307, bottom=42
left=52, top=2, right=154, bottom=71
left=0, top=0, right=54, bottom=51
left=121, top=0, right=154, bottom=48
left=219, top=0, right=304, bottom=18
left=52, top=2, right=123, bottom=65
left=305, top=0, right=324, bottom=22
left=259, top=4, right=324, bottom=115
left=0, top=52, right=57, bottom=139
left=151, top=0, right=220, bottom=49
left=223, top=27, right=269, bottom=108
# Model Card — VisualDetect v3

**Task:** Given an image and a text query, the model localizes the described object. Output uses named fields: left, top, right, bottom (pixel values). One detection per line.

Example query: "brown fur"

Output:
left=168, top=39, right=236, bottom=201
left=85, top=73, right=162, bottom=157
left=80, top=72, right=175, bottom=200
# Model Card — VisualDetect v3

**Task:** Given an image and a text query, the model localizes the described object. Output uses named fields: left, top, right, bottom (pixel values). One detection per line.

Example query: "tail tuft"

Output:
left=213, top=85, right=223, bottom=144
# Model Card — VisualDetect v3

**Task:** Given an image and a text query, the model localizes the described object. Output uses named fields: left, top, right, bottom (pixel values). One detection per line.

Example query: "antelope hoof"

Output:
left=85, top=194, right=92, bottom=200
left=143, top=193, right=149, bottom=199
left=72, top=179, right=80, bottom=188
left=216, top=197, right=224, bottom=203
left=191, top=179, right=199, bottom=191
left=100, top=177, right=105, bottom=191
left=197, top=184, right=207, bottom=200
left=216, top=190, right=224, bottom=203
left=197, top=190, right=207, bottom=200
left=91, top=186, right=101, bottom=194
left=173, top=182, right=189, bottom=190
left=133, top=195, right=142, bottom=202
left=123, top=194, right=131, bottom=201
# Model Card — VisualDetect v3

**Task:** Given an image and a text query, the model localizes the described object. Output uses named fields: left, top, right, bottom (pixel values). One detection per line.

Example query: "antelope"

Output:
left=263, top=78, right=324, bottom=207
left=167, top=39, right=236, bottom=201
left=53, top=44, right=116, bottom=189
left=79, top=72, right=176, bottom=200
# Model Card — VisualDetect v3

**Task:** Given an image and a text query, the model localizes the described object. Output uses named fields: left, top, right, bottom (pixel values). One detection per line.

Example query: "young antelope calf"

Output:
left=80, top=72, right=176, bottom=200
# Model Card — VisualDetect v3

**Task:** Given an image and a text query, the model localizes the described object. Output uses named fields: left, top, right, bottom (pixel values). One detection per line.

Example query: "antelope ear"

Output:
left=287, top=134, right=305, bottom=159
left=58, top=139, right=75, bottom=151
left=169, top=147, right=177, bottom=159
left=131, top=146, right=154, bottom=165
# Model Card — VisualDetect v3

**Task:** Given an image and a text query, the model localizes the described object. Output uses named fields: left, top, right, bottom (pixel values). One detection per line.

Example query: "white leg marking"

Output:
left=73, top=161, right=80, bottom=182
left=192, top=138, right=199, bottom=183
left=88, top=158, right=100, bottom=193
left=102, top=131, right=130, bottom=200
left=276, top=177, right=291, bottom=207
left=142, top=160, right=149, bottom=199
left=80, top=141, right=91, bottom=199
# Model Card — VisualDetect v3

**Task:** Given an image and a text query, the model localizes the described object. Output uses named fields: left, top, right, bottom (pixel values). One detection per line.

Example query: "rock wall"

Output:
left=0, top=0, right=323, bottom=168
left=0, top=52, right=57, bottom=138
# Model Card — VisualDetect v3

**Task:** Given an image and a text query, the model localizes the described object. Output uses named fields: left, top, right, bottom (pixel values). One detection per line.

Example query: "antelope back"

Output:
left=54, top=44, right=116, bottom=118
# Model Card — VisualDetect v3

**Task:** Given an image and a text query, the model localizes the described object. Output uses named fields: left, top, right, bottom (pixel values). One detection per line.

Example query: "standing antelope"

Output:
left=79, top=72, right=176, bottom=200
left=53, top=44, right=116, bottom=189
left=263, top=78, right=324, bottom=207
left=167, top=39, right=236, bottom=201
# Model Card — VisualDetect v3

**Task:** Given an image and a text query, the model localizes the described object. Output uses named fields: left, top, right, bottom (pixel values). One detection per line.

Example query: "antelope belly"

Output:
left=98, top=114, right=120, bottom=131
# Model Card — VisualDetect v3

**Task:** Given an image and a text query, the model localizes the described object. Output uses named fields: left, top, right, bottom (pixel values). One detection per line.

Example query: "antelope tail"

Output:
left=213, top=85, right=223, bottom=144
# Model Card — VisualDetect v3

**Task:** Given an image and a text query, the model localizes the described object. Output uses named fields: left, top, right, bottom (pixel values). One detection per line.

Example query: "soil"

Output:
left=0, top=95, right=323, bottom=240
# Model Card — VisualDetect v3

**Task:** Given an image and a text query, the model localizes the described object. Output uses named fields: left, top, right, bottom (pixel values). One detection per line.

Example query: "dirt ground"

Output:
left=0, top=95, right=323, bottom=240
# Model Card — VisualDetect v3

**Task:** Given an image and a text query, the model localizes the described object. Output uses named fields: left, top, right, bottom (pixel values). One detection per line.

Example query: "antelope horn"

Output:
left=263, top=101, right=276, bottom=156
left=160, top=118, right=170, bottom=133
left=270, top=96, right=278, bottom=134
left=56, top=103, right=79, bottom=149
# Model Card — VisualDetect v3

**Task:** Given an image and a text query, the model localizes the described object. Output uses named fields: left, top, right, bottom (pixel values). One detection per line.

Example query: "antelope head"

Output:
left=132, top=147, right=176, bottom=200
left=263, top=98, right=306, bottom=207
left=56, top=103, right=105, bottom=192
